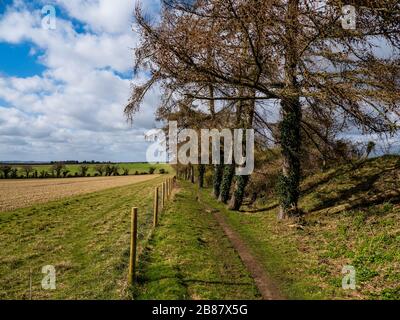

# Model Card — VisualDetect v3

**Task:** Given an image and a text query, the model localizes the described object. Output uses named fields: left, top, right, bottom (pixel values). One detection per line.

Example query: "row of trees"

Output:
left=0, top=164, right=162, bottom=179
left=126, top=0, right=400, bottom=218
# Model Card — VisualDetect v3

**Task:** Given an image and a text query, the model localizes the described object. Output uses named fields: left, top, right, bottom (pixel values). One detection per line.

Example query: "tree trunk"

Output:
left=228, top=175, right=249, bottom=210
left=213, top=164, right=223, bottom=198
left=277, top=0, right=302, bottom=220
left=198, top=164, right=205, bottom=188
left=228, top=91, right=255, bottom=210
left=277, top=97, right=302, bottom=219
left=190, top=165, right=195, bottom=184
left=218, top=164, right=235, bottom=204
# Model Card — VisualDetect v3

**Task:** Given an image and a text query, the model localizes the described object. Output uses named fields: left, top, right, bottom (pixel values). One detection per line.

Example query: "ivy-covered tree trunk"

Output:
left=198, top=164, right=205, bottom=188
left=228, top=175, right=249, bottom=210
left=213, top=164, right=223, bottom=198
left=228, top=92, right=255, bottom=210
left=277, top=0, right=302, bottom=220
left=277, top=97, right=302, bottom=219
left=218, top=164, right=235, bottom=204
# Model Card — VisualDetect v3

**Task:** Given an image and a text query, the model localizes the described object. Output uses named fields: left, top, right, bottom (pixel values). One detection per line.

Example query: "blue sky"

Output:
left=0, top=0, right=161, bottom=162
left=0, top=1, right=398, bottom=162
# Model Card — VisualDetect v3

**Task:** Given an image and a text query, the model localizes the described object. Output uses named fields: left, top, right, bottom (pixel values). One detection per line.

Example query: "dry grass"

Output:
left=0, top=175, right=160, bottom=212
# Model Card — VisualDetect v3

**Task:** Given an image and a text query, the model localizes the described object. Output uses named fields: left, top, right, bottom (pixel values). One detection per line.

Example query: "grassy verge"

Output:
left=198, top=156, right=400, bottom=300
left=0, top=175, right=170, bottom=300
left=133, top=182, right=261, bottom=300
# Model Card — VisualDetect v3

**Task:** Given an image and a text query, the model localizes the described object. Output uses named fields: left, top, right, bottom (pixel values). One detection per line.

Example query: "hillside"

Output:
left=138, top=155, right=400, bottom=300
left=199, top=155, right=400, bottom=299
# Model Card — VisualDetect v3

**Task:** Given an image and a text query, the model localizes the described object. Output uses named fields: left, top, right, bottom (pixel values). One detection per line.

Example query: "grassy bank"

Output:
left=0, top=175, right=169, bottom=300
left=198, top=156, right=400, bottom=300
left=133, top=184, right=261, bottom=300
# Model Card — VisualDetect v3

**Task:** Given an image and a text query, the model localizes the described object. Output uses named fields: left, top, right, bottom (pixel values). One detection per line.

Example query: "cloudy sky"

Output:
left=0, top=1, right=398, bottom=162
left=0, top=0, right=161, bottom=162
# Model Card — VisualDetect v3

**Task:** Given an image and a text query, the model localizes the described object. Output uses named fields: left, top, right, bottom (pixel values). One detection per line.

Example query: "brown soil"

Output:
left=198, top=191, right=284, bottom=300
left=211, top=211, right=285, bottom=300
left=0, top=175, right=160, bottom=212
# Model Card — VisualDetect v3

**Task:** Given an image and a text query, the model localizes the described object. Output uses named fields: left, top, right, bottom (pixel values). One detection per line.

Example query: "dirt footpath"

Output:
left=198, top=192, right=284, bottom=300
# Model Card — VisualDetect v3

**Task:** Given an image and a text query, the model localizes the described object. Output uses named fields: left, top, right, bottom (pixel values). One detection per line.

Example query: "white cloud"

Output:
left=0, top=0, right=161, bottom=161
left=54, top=0, right=135, bottom=34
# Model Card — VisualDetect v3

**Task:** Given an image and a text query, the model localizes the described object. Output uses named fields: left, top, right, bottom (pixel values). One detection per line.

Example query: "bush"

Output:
left=52, top=162, right=66, bottom=178
left=39, top=170, right=48, bottom=179
left=0, top=165, right=12, bottom=179
left=10, top=169, right=18, bottom=179
left=79, top=165, right=89, bottom=177
left=95, top=164, right=105, bottom=176
left=149, top=167, right=156, bottom=174
left=159, top=168, right=166, bottom=174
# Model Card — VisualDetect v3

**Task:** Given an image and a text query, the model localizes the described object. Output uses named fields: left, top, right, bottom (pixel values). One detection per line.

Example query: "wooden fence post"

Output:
left=153, top=187, right=159, bottom=228
left=162, top=182, right=165, bottom=208
left=128, top=207, right=138, bottom=285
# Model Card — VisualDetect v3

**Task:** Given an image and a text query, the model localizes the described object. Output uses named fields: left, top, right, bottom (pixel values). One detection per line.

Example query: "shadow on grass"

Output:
left=308, top=160, right=400, bottom=214
left=240, top=203, right=279, bottom=213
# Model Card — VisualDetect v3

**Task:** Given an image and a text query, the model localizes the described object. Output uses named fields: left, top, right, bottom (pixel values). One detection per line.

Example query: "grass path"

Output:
left=197, top=156, right=400, bottom=300
left=133, top=183, right=261, bottom=300
left=209, top=208, right=283, bottom=300
left=0, top=175, right=169, bottom=300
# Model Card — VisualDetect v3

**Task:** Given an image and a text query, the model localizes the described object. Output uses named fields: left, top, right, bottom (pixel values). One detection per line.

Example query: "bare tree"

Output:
left=52, top=162, right=66, bottom=178
left=95, top=164, right=105, bottom=176
left=128, top=0, right=400, bottom=218
left=79, top=165, right=89, bottom=177
left=23, top=165, right=34, bottom=178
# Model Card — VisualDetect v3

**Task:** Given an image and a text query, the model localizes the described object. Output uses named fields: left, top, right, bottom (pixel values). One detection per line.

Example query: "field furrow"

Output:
left=0, top=175, right=160, bottom=212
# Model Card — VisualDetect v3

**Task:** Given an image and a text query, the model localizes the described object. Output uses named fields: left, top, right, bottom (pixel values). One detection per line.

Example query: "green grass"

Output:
left=196, top=156, right=400, bottom=300
left=0, top=175, right=170, bottom=300
left=7, top=163, right=170, bottom=177
left=133, top=182, right=261, bottom=300
left=3, top=155, right=399, bottom=300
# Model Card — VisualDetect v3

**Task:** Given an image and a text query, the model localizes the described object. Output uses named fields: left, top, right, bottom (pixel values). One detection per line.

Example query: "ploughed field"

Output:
left=0, top=175, right=160, bottom=212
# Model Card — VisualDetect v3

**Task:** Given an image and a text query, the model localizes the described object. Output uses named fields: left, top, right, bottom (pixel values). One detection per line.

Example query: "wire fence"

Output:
left=128, top=176, right=176, bottom=285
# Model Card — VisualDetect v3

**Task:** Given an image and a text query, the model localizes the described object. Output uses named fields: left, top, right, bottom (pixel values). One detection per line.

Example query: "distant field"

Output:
left=0, top=175, right=161, bottom=212
left=0, top=175, right=169, bottom=299
left=3, top=163, right=170, bottom=177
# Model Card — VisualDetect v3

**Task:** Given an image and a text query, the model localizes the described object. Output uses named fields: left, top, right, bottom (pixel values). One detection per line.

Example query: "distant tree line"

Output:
left=0, top=163, right=166, bottom=179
